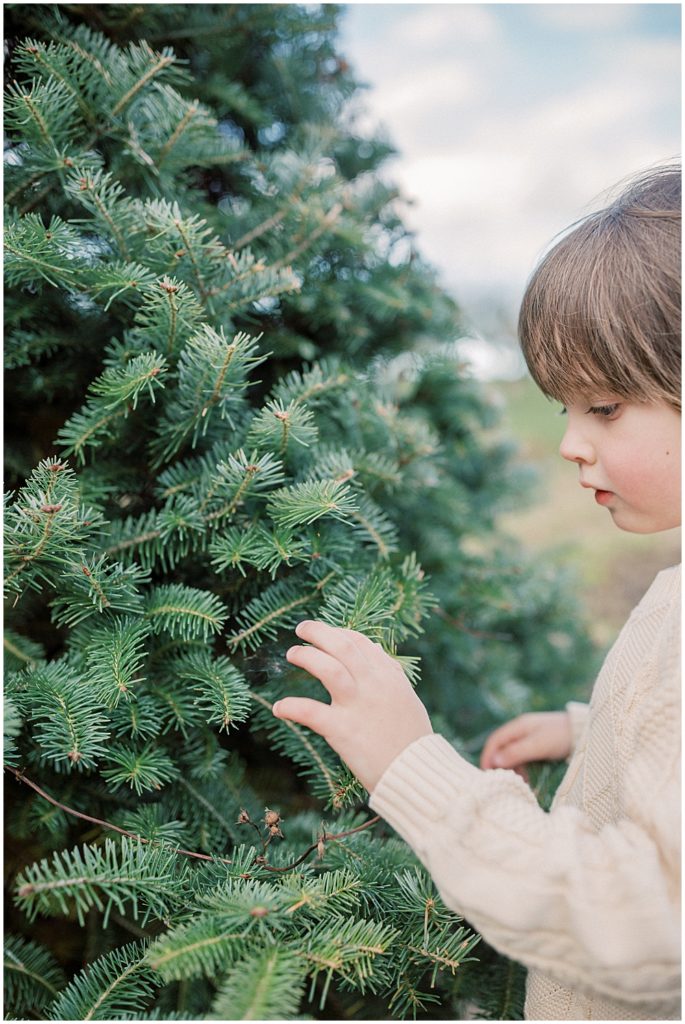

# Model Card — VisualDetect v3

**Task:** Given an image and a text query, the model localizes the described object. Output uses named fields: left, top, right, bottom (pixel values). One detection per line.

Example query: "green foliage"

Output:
left=13, top=836, right=186, bottom=926
left=4, top=458, right=105, bottom=598
left=4, top=3, right=597, bottom=1020
left=210, top=946, right=308, bottom=1020
left=48, top=942, right=157, bottom=1021
left=4, top=934, right=68, bottom=1017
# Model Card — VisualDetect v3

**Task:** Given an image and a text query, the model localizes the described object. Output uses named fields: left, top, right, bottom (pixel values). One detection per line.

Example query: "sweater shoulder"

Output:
left=628, top=563, right=680, bottom=621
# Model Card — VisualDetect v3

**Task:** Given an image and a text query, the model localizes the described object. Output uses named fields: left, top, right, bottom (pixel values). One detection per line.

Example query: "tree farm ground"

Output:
left=489, top=375, right=681, bottom=651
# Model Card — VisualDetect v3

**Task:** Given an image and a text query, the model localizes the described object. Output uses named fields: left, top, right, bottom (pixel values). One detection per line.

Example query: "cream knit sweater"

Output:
left=370, top=565, right=681, bottom=1020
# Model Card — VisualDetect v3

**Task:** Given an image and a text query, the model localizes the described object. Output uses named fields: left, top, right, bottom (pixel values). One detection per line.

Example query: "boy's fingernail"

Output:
left=272, top=701, right=281, bottom=715
left=295, top=621, right=310, bottom=637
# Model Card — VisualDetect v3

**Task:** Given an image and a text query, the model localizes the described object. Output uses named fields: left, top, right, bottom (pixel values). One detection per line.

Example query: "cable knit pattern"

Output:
left=370, top=565, right=681, bottom=1020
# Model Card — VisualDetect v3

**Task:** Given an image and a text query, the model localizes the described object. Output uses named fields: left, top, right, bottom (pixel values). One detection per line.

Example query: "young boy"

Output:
left=273, top=165, right=681, bottom=1020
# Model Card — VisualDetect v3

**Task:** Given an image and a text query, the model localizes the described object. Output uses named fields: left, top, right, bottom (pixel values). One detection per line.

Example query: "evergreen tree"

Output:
left=4, top=5, right=597, bottom=1019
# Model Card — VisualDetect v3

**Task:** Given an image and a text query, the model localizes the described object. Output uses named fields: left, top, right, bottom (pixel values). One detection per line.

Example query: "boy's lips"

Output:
left=580, top=480, right=614, bottom=505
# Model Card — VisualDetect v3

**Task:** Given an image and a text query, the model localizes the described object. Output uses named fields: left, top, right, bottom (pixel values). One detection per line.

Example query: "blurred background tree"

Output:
left=4, top=4, right=598, bottom=1019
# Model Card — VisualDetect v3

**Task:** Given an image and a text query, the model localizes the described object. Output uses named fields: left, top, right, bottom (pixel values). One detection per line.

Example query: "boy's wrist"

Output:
left=564, top=700, right=590, bottom=757
left=362, top=724, right=434, bottom=795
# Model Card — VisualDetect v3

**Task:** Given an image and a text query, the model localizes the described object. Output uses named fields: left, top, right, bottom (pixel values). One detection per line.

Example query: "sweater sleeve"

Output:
left=369, top=733, right=680, bottom=1005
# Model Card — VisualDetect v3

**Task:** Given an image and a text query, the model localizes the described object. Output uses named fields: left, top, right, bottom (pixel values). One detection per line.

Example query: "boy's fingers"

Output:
left=489, top=737, right=537, bottom=769
left=480, top=718, right=529, bottom=768
left=272, top=696, right=332, bottom=736
left=294, top=620, right=375, bottom=673
left=286, top=645, right=355, bottom=701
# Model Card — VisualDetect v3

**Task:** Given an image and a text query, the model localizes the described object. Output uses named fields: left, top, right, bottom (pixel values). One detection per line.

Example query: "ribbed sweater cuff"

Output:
left=369, top=733, right=481, bottom=845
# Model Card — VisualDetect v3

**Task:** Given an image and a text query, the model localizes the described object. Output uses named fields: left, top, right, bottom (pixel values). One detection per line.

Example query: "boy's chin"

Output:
left=610, top=509, right=681, bottom=534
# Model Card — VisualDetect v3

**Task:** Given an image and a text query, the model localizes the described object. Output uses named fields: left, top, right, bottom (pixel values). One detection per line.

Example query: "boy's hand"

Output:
left=273, top=620, right=433, bottom=793
left=479, top=711, right=573, bottom=779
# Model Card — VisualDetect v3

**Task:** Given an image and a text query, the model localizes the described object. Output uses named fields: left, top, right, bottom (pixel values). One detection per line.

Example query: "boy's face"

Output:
left=559, top=397, right=681, bottom=533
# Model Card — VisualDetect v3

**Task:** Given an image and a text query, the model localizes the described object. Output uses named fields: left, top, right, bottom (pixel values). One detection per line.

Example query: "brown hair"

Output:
left=518, top=164, right=681, bottom=410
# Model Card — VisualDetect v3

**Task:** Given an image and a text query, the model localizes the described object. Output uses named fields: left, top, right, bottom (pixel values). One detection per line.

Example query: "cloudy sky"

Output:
left=338, top=3, right=680, bottom=362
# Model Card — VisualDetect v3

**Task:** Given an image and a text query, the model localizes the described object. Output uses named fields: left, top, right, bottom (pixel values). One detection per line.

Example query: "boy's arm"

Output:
left=274, top=619, right=680, bottom=1006
left=368, top=732, right=679, bottom=1006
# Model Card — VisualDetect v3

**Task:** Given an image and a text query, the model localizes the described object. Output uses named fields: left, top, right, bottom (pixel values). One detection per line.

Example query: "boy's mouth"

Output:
left=594, top=489, right=614, bottom=506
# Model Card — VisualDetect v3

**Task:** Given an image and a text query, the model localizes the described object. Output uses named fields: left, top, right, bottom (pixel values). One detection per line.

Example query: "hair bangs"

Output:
left=518, top=179, right=681, bottom=410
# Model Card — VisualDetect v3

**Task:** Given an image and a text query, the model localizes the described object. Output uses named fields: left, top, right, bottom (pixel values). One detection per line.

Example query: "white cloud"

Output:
left=532, top=3, right=640, bottom=33
left=369, top=61, right=478, bottom=127
left=340, top=3, right=680, bottom=310
left=389, top=4, right=501, bottom=49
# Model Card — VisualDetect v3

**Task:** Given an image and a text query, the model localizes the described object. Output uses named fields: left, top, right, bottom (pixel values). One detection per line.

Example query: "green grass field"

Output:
left=488, top=376, right=681, bottom=648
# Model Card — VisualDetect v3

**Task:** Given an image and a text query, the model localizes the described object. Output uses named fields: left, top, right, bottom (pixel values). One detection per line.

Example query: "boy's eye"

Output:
left=587, top=403, right=620, bottom=418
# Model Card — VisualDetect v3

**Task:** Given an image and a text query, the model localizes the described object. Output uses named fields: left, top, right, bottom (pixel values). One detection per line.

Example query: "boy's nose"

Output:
left=559, top=425, right=596, bottom=465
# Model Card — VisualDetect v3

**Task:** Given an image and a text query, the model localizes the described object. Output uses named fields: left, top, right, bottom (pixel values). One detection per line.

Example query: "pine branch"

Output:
left=50, top=556, right=149, bottom=628
left=6, top=766, right=234, bottom=866
left=172, top=649, right=251, bottom=732
left=203, top=248, right=300, bottom=307
left=89, top=259, right=159, bottom=310
left=103, top=445, right=286, bottom=572
left=346, top=493, right=399, bottom=557
left=210, top=946, right=307, bottom=1020
left=109, top=42, right=178, bottom=118
left=239, top=808, right=382, bottom=874
left=56, top=352, right=165, bottom=464
left=3, top=628, right=44, bottom=669
left=84, top=616, right=151, bottom=708
left=139, top=678, right=206, bottom=738
left=132, top=277, right=205, bottom=358
left=278, top=868, right=363, bottom=916
left=64, top=167, right=140, bottom=258
left=9, top=660, right=111, bottom=771
left=246, top=399, right=318, bottom=458
left=102, top=743, right=180, bottom=795
left=5, top=75, right=79, bottom=158
left=12, top=36, right=96, bottom=124
left=48, top=941, right=157, bottom=1021
left=54, top=404, right=130, bottom=465
left=13, top=835, right=187, bottom=927
left=149, top=327, right=266, bottom=466
left=303, top=916, right=398, bottom=1006
left=270, top=361, right=351, bottom=408
left=4, top=212, right=87, bottom=290
left=209, top=524, right=309, bottom=579
left=267, top=479, right=357, bottom=530
left=144, top=583, right=228, bottom=641
left=145, top=916, right=248, bottom=981
left=202, top=449, right=286, bottom=520
left=227, top=571, right=336, bottom=651
left=406, top=933, right=481, bottom=985
left=3, top=934, right=67, bottom=1018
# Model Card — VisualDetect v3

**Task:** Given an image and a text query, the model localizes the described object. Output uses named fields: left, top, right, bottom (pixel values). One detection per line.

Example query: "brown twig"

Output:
left=6, top=766, right=381, bottom=874
left=6, top=766, right=232, bottom=865
left=248, top=815, right=381, bottom=873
